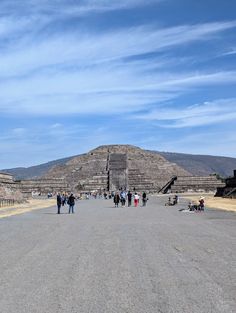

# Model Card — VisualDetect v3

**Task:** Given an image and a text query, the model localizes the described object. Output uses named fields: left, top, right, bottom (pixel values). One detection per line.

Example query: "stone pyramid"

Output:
left=44, top=145, right=190, bottom=192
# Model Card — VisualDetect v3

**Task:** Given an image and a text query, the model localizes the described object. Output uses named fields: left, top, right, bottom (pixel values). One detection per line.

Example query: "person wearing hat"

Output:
left=198, top=196, right=205, bottom=211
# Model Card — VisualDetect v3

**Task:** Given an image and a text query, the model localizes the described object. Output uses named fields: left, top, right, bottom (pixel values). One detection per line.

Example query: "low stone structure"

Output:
left=0, top=172, right=69, bottom=200
left=167, top=175, right=225, bottom=193
left=19, top=179, right=69, bottom=197
left=215, top=170, right=236, bottom=198
left=0, top=172, right=24, bottom=202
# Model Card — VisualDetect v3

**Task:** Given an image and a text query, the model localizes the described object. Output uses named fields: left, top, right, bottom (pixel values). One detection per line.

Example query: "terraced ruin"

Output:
left=44, top=145, right=224, bottom=193
left=0, top=145, right=227, bottom=198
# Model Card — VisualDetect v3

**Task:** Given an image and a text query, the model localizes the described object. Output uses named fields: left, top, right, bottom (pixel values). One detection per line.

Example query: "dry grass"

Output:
left=0, top=198, right=55, bottom=218
left=182, top=194, right=236, bottom=212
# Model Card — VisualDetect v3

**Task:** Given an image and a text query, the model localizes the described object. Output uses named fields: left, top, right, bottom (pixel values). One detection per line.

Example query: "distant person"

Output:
left=173, top=194, right=179, bottom=205
left=114, top=192, right=120, bottom=208
left=57, top=193, right=62, bottom=214
left=165, top=197, right=172, bottom=206
left=127, top=191, right=132, bottom=207
left=134, top=192, right=139, bottom=207
left=61, top=194, right=66, bottom=206
left=198, top=197, right=205, bottom=211
left=142, top=192, right=147, bottom=206
left=67, top=193, right=76, bottom=214
left=120, top=191, right=126, bottom=206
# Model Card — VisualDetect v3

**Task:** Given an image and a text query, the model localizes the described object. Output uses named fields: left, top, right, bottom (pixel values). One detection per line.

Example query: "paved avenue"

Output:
left=0, top=196, right=235, bottom=313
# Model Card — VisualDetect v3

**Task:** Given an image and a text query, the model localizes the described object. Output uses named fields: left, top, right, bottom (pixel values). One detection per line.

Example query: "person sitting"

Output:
left=198, top=197, right=205, bottom=211
left=173, top=194, right=179, bottom=205
left=165, top=197, right=173, bottom=206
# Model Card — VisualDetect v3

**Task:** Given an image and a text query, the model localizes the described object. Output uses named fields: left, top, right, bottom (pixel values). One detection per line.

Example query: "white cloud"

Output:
left=135, top=98, right=236, bottom=128
left=1, top=21, right=236, bottom=76
left=0, top=18, right=235, bottom=116
left=0, top=0, right=162, bottom=21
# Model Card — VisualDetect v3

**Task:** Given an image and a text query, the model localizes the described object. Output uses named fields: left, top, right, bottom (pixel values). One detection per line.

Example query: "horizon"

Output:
left=1, top=0, right=236, bottom=168
left=2, top=144, right=236, bottom=170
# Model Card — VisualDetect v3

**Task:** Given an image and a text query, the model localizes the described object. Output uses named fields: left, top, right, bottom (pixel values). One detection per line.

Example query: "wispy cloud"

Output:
left=135, top=98, right=236, bottom=128
left=0, top=0, right=162, bottom=20
left=0, top=19, right=236, bottom=116
left=1, top=0, right=236, bottom=166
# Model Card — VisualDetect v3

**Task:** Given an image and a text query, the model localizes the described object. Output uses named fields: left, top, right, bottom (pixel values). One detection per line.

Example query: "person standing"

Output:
left=57, top=193, right=62, bottom=214
left=68, top=193, right=76, bottom=214
left=127, top=191, right=132, bottom=207
left=114, top=192, right=120, bottom=208
left=134, top=192, right=140, bottom=207
left=142, top=192, right=147, bottom=206
left=120, top=190, right=126, bottom=206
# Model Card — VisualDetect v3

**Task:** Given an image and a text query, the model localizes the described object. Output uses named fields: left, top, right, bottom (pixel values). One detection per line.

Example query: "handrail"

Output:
left=158, top=176, right=177, bottom=194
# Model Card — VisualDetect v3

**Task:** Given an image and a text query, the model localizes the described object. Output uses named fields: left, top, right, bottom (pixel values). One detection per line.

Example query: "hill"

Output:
left=158, top=152, right=236, bottom=177
left=1, top=156, right=76, bottom=180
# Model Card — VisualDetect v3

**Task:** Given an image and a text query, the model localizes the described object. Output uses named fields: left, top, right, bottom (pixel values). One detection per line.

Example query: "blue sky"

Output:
left=0, top=0, right=236, bottom=168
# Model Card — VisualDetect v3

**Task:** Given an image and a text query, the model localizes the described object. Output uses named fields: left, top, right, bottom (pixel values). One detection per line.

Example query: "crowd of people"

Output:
left=113, top=190, right=148, bottom=207
left=164, top=194, right=205, bottom=212
left=165, top=195, right=179, bottom=206
left=54, top=190, right=205, bottom=214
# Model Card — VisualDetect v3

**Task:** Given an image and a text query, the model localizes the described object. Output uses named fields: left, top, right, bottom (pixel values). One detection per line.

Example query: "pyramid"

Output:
left=44, top=145, right=190, bottom=192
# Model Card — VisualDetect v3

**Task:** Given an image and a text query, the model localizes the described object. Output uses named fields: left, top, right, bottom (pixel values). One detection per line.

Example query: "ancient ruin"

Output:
left=19, top=178, right=69, bottom=197
left=44, top=145, right=224, bottom=193
left=0, top=172, right=68, bottom=201
left=159, top=175, right=225, bottom=194
left=215, top=170, right=236, bottom=198
left=0, top=145, right=228, bottom=198
left=0, top=172, right=24, bottom=206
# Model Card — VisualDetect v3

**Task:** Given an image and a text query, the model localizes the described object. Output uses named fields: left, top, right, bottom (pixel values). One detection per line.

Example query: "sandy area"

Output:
left=0, top=198, right=55, bottom=218
left=182, top=194, right=236, bottom=212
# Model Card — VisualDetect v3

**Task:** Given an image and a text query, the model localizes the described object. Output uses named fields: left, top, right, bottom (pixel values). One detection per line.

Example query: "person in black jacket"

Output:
left=127, top=191, right=132, bottom=207
left=113, top=192, right=120, bottom=208
left=142, top=192, right=147, bottom=206
left=57, top=193, right=62, bottom=214
left=67, top=193, right=76, bottom=214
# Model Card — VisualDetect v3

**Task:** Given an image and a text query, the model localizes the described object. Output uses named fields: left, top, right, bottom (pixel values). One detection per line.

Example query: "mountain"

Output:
left=1, top=156, right=76, bottom=180
left=158, top=152, right=236, bottom=177
left=1, top=146, right=236, bottom=180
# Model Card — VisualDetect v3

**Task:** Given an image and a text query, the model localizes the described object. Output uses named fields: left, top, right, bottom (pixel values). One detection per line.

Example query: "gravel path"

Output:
left=0, top=196, right=235, bottom=313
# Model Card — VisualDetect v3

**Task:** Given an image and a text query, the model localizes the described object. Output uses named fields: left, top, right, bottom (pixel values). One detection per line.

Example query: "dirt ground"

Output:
left=182, top=193, right=236, bottom=212
left=0, top=198, right=55, bottom=218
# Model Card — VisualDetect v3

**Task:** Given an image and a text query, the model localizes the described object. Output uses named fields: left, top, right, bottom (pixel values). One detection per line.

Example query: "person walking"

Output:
left=114, top=192, right=120, bottom=208
left=57, top=193, right=62, bottom=214
left=68, top=193, right=76, bottom=214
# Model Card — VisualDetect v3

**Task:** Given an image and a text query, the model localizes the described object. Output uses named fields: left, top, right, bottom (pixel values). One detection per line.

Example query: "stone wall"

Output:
left=19, top=179, right=69, bottom=197
left=0, top=172, right=69, bottom=199
left=169, top=176, right=225, bottom=193
left=0, top=172, right=24, bottom=201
